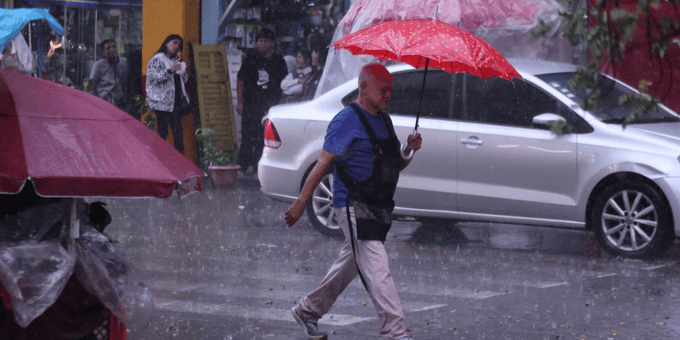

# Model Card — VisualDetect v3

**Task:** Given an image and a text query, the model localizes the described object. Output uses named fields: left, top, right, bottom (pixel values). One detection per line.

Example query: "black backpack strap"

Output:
left=335, top=162, right=356, bottom=194
left=349, top=103, right=378, bottom=143
left=379, top=111, right=397, bottom=139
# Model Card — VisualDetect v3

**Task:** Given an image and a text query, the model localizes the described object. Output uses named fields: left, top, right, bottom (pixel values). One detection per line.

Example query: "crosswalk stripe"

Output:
left=534, top=282, right=568, bottom=288
left=155, top=299, right=375, bottom=326
left=154, top=299, right=449, bottom=326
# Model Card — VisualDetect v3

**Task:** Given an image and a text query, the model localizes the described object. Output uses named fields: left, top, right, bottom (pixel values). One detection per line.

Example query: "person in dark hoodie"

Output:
left=236, top=28, right=288, bottom=175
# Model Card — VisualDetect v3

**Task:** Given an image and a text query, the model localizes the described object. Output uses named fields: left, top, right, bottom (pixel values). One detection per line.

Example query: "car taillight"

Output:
left=264, top=119, right=281, bottom=149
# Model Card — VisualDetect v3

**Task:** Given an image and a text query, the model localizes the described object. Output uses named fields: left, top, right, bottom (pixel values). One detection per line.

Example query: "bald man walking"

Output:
left=285, top=63, right=422, bottom=340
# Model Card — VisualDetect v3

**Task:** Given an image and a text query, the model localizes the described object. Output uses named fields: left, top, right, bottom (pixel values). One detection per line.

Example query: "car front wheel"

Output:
left=591, top=181, right=674, bottom=259
left=306, top=172, right=343, bottom=238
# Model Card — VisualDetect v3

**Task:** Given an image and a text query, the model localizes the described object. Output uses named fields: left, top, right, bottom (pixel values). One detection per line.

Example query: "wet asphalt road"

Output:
left=102, top=175, right=680, bottom=340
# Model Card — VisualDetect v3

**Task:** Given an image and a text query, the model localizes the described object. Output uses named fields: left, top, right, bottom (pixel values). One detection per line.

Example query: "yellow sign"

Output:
left=189, top=41, right=237, bottom=152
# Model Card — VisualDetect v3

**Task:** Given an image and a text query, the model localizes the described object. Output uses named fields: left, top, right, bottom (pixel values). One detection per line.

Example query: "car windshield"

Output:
left=536, top=72, right=679, bottom=124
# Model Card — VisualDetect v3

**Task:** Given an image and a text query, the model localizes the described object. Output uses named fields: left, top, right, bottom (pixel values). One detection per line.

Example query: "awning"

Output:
left=0, top=8, right=64, bottom=51
left=20, top=0, right=142, bottom=9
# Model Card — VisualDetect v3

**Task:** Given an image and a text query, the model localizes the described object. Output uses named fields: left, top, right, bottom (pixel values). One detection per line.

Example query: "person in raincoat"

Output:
left=285, top=63, right=422, bottom=340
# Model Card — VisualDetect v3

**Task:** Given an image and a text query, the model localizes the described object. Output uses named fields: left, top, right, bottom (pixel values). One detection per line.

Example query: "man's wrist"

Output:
left=167, top=69, right=173, bottom=75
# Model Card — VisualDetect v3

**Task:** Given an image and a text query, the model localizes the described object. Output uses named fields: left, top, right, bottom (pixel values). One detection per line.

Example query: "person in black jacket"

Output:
left=236, top=28, right=288, bottom=175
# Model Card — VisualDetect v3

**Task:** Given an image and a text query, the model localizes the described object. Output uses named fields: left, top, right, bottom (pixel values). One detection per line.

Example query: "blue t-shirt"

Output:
left=323, top=103, right=397, bottom=207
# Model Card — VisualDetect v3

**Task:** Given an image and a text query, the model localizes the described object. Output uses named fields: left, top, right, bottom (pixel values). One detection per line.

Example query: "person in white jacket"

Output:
left=279, top=49, right=313, bottom=104
left=145, top=34, right=189, bottom=154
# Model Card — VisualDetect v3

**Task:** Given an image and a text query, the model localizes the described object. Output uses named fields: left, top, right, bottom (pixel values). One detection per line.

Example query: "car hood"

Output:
left=626, top=122, right=680, bottom=143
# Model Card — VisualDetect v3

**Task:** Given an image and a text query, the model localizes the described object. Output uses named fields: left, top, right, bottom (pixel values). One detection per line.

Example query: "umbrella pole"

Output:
left=70, top=199, right=80, bottom=239
left=414, top=58, right=430, bottom=134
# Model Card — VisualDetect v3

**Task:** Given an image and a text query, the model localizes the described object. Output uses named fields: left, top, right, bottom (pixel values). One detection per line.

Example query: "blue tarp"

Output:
left=20, top=0, right=142, bottom=9
left=0, top=8, right=64, bottom=52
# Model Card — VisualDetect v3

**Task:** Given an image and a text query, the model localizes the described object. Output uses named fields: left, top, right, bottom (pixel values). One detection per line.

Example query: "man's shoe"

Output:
left=291, top=306, right=327, bottom=338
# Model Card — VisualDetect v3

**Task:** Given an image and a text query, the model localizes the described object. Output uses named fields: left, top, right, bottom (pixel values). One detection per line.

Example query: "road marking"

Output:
left=155, top=300, right=449, bottom=326
left=255, top=243, right=279, bottom=249
left=155, top=299, right=374, bottom=326
left=407, top=304, right=448, bottom=312
left=535, top=282, right=568, bottom=288
left=591, top=272, right=617, bottom=279
left=641, top=262, right=674, bottom=271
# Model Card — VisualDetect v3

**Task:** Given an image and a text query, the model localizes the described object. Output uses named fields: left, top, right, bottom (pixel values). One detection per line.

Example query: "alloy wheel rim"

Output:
left=601, top=189, right=658, bottom=252
left=312, top=174, right=340, bottom=230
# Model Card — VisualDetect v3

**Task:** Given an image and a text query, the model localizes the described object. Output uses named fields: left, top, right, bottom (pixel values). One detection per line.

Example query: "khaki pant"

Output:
left=297, top=207, right=407, bottom=340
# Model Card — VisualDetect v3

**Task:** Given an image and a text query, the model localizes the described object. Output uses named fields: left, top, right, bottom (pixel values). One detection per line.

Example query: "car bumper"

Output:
left=258, top=153, right=301, bottom=204
left=654, top=177, right=680, bottom=237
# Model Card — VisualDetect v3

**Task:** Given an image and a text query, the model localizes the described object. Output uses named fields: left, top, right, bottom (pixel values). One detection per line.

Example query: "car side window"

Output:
left=386, top=70, right=454, bottom=119
left=461, top=75, right=592, bottom=133
left=341, top=70, right=455, bottom=120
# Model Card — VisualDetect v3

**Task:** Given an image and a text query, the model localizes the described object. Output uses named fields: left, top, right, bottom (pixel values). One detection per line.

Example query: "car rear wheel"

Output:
left=591, top=181, right=674, bottom=259
left=306, top=172, right=343, bottom=238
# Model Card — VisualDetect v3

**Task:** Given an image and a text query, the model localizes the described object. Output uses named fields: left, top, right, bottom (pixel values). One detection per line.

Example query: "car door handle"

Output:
left=460, top=138, right=483, bottom=145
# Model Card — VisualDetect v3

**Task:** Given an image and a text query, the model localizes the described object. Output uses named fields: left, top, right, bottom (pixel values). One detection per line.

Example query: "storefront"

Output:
left=216, top=0, right=348, bottom=54
left=12, top=0, right=142, bottom=88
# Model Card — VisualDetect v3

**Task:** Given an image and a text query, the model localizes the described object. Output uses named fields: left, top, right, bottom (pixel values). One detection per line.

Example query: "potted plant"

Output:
left=195, top=127, right=240, bottom=189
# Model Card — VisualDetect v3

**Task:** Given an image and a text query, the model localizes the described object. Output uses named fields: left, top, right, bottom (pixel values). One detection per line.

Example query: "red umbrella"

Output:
left=331, top=13, right=522, bottom=131
left=0, top=69, right=203, bottom=198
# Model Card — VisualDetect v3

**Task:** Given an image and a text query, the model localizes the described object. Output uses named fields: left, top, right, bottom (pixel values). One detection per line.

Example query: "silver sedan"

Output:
left=258, top=59, right=680, bottom=259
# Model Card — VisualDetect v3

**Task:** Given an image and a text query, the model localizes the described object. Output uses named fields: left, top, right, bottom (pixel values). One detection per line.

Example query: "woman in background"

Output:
left=145, top=34, right=189, bottom=154
left=279, top=49, right=313, bottom=104
left=302, top=40, right=327, bottom=101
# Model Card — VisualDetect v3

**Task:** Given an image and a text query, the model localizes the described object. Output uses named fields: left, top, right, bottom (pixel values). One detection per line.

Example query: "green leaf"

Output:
left=611, top=9, right=638, bottom=45
left=195, top=127, right=237, bottom=166
left=638, top=0, right=649, bottom=10
left=531, top=20, right=554, bottom=40
left=548, top=120, right=573, bottom=135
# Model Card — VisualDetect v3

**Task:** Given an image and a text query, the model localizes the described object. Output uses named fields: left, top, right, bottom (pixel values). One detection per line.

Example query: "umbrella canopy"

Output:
left=331, top=18, right=521, bottom=81
left=0, top=69, right=203, bottom=198
left=331, top=17, right=522, bottom=131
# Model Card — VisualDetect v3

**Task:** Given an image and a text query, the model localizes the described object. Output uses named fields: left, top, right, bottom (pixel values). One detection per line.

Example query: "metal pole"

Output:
left=94, top=9, right=98, bottom=61
left=63, top=6, right=67, bottom=82
left=118, top=10, right=122, bottom=54
left=70, top=199, right=80, bottom=239
left=37, top=20, right=43, bottom=78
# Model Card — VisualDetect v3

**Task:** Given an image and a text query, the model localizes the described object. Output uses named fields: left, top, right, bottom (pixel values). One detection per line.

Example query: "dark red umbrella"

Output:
left=0, top=69, right=203, bottom=198
left=331, top=14, right=522, bottom=131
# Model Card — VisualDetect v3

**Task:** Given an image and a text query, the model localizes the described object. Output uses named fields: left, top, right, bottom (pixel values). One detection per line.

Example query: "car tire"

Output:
left=591, top=180, right=674, bottom=259
left=305, top=170, right=344, bottom=238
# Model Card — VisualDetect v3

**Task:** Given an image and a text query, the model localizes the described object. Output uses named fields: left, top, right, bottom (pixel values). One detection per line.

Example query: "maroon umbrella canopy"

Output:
left=0, top=69, right=203, bottom=198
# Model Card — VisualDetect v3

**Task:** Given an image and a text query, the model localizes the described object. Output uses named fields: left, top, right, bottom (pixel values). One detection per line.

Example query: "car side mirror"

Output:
left=532, top=113, right=565, bottom=127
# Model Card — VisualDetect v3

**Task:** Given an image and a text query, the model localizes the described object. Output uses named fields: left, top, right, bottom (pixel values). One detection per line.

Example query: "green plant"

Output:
left=195, top=127, right=237, bottom=166
left=69, top=77, right=93, bottom=93
left=532, top=0, right=677, bottom=128
left=142, top=110, right=156, bottom=132
left=131, top=95, right=157, bottom=133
